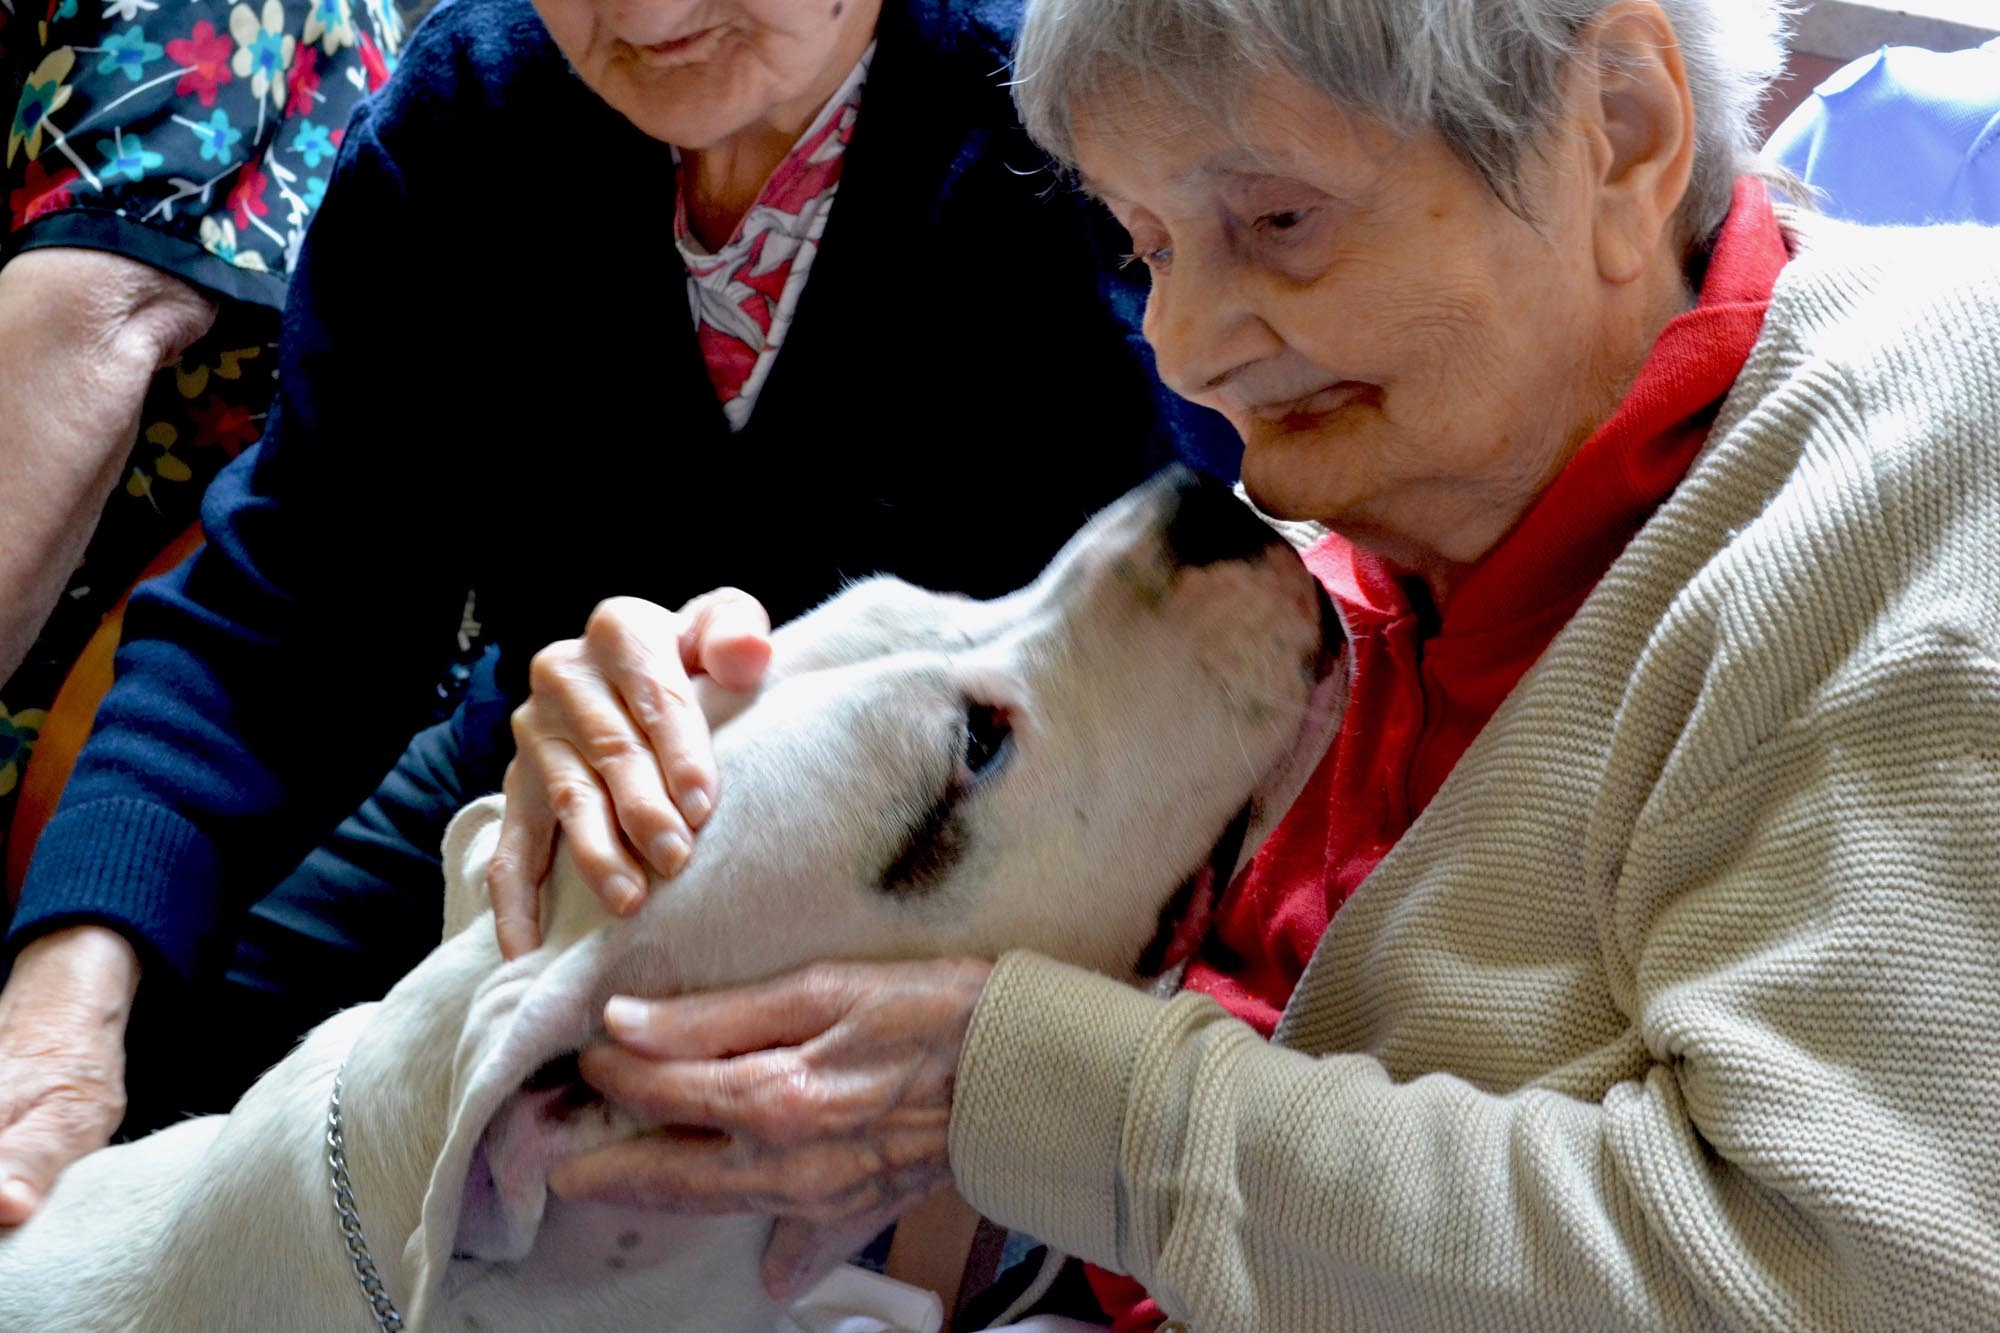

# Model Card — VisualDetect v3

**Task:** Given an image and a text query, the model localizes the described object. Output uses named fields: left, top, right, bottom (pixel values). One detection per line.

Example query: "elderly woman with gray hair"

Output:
left=512, top=0, right=2000, bottom=1326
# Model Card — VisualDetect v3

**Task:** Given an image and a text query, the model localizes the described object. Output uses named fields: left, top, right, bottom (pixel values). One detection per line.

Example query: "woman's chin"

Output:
left=1237, top=437, right=1348, bottom=527
left=1234, top=396, right=1391, bottom=521
left=597, top=64, right=760, bottom=149
left=1236, top=454, right=1438, bottom=573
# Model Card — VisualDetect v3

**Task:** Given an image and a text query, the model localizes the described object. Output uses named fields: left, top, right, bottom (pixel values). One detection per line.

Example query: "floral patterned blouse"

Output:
left=0, top=0, right=405, bottom=863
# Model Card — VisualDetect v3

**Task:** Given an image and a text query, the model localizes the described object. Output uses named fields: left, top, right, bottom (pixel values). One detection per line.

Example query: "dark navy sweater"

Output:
left=7, top=0, right=1235, bottom=981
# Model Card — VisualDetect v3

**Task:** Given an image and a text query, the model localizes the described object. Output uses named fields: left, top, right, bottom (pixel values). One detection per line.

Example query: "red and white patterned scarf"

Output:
left=676, top=45, right=872, bottom=430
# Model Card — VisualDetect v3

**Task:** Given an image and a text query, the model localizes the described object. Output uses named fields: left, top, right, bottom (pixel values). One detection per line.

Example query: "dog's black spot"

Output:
left=606, top=1256, right=627, bottom=1271
left=617, top=1230, right=642, bottom=1251
left=1159, top=465, right=1281, bottom=569
left=880, top=793, right=969, bottom=896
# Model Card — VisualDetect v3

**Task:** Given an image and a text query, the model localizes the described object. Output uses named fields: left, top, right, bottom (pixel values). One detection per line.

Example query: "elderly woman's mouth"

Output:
left=1251, top=382, right=1382, bottom=428
left=631, top=25, right=729, bottom=68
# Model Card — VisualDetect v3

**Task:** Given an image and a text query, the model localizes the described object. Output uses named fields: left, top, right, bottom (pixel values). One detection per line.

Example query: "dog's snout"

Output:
left=1155, top=466, right=1283, bottom=569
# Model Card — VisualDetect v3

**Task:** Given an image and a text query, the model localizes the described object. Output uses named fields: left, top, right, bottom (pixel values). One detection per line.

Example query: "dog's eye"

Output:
left=962, top=702, right=1013, bottom=780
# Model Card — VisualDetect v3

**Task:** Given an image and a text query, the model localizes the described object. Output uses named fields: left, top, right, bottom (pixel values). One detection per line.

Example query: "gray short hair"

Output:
left=1014, top=0, right=1792, bottom=244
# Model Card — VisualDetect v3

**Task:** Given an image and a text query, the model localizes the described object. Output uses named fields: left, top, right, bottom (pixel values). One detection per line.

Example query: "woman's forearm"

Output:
left=0, top=247, right=217, bottom=679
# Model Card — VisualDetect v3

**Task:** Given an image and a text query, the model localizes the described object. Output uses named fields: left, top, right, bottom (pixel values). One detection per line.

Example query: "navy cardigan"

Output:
left=7, top=0, right=1235, bottom=981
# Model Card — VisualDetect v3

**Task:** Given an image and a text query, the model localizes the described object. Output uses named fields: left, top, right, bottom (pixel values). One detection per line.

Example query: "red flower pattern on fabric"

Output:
left=226, top=161, right=268, bottom=229
left=8, top=158, right=77, bottom=228
left=284, top=45, right=320, bottom=116
left=357, top=31, right=387, bottom=92
left=167, top=20, right=236, bottom=108
left=186, top=391, right=261, bottom=454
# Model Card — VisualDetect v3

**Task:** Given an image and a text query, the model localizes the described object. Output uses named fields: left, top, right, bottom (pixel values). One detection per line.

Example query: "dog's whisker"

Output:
left=1217, top=676, right=1344, bottom=729
left=1217, top=679, right=1263, bottom=789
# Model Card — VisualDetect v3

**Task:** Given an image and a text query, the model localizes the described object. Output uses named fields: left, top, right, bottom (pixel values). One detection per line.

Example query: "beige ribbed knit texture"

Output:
left=950, top=214, right=2000, bottom=1332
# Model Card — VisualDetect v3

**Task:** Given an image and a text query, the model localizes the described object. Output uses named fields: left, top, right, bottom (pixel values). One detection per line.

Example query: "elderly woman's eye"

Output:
left=962, top=702, right=1013, bottom=779
left=1258, top=209, right=1309, bottom=232
left=1119, top=247, right=1173, bottom=274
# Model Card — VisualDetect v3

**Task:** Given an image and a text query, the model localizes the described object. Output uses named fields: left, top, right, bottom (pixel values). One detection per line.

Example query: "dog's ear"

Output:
left=411, top=788, right=668, bottom=1321
left=440, top=794, right=508, bottom=941
left=401, top=928, right=618, bottom=1326
left=402, top=801, right=628, bottom=1327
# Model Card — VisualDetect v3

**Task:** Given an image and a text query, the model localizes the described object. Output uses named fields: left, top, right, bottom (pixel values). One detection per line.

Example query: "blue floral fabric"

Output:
left=5, top=0, right=404, bottom=294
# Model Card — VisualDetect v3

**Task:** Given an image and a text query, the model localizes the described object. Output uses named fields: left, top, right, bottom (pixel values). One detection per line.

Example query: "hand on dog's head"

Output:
left=411, top=468, right=1340, bottom=1328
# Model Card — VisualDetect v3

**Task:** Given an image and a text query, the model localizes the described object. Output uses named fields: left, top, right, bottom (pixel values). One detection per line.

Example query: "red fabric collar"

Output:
left=1086, top=177, right=1791, bottom=1333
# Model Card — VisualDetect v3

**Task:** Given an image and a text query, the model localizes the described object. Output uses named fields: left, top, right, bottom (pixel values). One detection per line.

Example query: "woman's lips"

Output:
left=1250, top=382, right=1380, bottom=430
left=631, top=24, right=728, bottom=67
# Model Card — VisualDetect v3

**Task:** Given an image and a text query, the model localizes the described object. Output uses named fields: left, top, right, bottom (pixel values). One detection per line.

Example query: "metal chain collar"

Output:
left=328, top=1064, right=407, bottom=1331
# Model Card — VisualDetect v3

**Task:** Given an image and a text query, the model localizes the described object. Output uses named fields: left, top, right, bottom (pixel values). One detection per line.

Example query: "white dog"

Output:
left=0, top=469, right=1340, bottom=1332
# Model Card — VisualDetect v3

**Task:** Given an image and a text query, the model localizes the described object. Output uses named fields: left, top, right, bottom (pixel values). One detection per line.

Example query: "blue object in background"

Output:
left=1763, top=37, right=2000, bottom=225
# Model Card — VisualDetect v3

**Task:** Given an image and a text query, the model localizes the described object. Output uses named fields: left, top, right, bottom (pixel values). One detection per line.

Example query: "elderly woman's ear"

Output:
left=1576, top=0, right=1698, bottom=286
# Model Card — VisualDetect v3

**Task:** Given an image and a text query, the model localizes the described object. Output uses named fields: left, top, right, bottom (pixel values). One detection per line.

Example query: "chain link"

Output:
left=328, top=1065, right=407, bottom=1332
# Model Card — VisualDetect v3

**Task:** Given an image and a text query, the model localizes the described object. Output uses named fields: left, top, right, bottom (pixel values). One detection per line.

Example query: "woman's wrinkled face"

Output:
left=1072, top=69, right=1625, bottom=578
left=534, top=0, right=878, bottom=149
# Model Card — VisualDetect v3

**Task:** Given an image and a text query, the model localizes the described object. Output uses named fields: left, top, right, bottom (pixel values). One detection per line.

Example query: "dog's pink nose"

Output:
left=1154, top=465, right=1284, bottom=569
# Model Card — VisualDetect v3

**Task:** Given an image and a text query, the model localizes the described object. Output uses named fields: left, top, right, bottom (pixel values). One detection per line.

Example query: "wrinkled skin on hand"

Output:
left=549, top=957, right=993, bottom=1300
left=0, top=925, right=141, bottom=1225
left=488, top=589, right=772, bottom=959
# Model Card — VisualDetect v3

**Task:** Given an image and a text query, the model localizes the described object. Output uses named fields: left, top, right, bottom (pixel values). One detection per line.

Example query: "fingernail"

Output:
left=651, top=831, right=690, bottom=875
left=604, top=995, right=648, bottom=1035
left=0, top=1177, right=38, bottom=1215
left=681, top=787, right=713, bottom=829
left=610, top=875, right=646, bottom=915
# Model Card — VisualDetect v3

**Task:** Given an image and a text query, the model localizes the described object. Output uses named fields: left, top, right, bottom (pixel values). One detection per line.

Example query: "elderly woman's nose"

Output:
left=1142, top=258, right=1270, bottom=405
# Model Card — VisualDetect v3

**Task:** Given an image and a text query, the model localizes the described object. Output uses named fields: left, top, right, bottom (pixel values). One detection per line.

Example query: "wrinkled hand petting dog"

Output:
left=0, top=469, right=1336, bottom=1331
left=505, top=468, right=1333, bottom=1327
left=487, top=471, right=1339, bottom=1315
left=495, top=597, right=1000, bottom=1298
left=489, top=589, right=776, bottom=958
left=554, top=957, right=991, bottom=1301
left=496, top=590, right=978, bottom=1298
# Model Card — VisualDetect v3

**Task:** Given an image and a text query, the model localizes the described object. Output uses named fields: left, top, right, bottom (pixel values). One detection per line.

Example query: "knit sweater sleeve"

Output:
left=956, top=627, right=2000, bottom=1330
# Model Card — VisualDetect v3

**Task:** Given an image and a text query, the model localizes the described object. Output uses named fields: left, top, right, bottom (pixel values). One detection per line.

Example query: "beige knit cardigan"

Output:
left=950, top=213, right=2000, bottom=1332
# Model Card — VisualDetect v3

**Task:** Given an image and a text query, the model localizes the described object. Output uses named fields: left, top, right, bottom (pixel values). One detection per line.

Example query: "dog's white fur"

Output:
left=0, top=474, right=1340, bottom=1332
